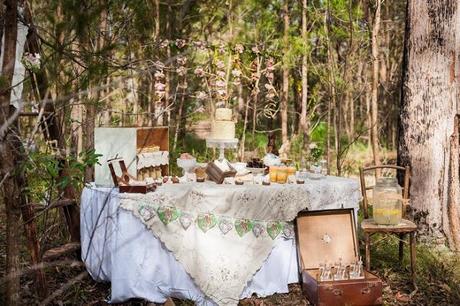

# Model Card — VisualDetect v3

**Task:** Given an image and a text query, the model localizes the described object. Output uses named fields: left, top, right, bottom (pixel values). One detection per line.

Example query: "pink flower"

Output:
left=216, top=60, right=225, bottom=69
left=215, top=80, right=226, bottom=88
left=235, top=43, right=244, bottom=54
left=194, top=67, right=205, bottom=77
left=175, top=39, right=187, bottom=48
left=154, top=71, right=165, bottom=79
left=155, top=82, right=166, bottom=91
left=176, top=66, right=187, bottom=76
left=176, top=56, right=187, bottom=66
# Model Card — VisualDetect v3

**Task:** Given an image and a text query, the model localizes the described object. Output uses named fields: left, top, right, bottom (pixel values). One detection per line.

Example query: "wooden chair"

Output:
left=359, top=165, right=417, bottom=285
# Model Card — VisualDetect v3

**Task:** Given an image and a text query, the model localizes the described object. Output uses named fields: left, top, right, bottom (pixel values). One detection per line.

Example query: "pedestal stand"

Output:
left=206, top=138, right=238, bottom=161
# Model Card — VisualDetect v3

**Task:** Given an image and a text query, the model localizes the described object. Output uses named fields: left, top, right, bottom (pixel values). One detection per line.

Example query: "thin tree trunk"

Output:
left=370, top=0, right=381, bottom=172
left=399, top=0, right=460, bottom=249
left=325, top=1, right=336, bottom=175
left=0, top=1, right=21, bottom=304
left=164, top=1, right=171, bottom=127
left=299, top=0, right=309, bottom=155
left=173, top=82, right=186, bottom=151
left=252, top=54, right=260, bottom=139
left=281, top=0, right=289, bottom=145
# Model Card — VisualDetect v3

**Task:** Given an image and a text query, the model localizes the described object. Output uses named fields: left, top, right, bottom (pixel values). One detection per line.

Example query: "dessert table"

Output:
left=81, top=176, right=361, bottom=305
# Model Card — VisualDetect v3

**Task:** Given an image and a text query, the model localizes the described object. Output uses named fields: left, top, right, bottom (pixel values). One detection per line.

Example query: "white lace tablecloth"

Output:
left=81, top=176, right=361, bottom=305
left=136, top=151, right=169, bottom=169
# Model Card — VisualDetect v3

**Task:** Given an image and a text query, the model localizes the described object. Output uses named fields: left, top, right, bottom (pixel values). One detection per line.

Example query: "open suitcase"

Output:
left=294, top=209, right=383, bottom=305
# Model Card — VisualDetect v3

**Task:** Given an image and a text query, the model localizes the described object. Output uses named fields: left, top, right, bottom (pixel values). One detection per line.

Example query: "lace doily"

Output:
left=119, top=177, right=361, bottom=305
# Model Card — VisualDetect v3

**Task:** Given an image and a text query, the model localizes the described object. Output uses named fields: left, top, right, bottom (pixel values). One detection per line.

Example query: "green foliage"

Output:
left=24, top=146, right=101, bottom=203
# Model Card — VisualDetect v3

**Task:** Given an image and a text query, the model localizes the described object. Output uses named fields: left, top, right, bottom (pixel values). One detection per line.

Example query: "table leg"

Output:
left=398, top=233, right=404, bottom=263
left=410, top=232, right=416, bottom=286
left=365, top=232, right=371, bottom=271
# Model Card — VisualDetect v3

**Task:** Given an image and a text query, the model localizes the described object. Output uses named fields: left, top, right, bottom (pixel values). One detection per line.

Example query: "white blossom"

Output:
left=234, top=43, right=244, bottom=54
left=196, top=91, right=208, bottom=100
left=159, top=39, right=169, bottom=49
left=175, top=39, right=187, bottom=48
left=231, top=69, right=242, bottom=77
left=176, top=66, right=187, bottom=76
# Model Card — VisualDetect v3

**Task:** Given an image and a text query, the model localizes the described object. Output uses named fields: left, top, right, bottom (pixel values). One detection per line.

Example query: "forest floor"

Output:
left=1, top=204, right=460, bottom=306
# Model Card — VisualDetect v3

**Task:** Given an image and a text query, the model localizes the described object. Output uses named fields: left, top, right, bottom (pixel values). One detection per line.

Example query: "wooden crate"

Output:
left=95, top=127, right=169, bottom=186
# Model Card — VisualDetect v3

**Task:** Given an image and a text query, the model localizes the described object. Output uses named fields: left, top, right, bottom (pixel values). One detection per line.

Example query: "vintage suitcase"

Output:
left=295, top=209, right=383, bottom=306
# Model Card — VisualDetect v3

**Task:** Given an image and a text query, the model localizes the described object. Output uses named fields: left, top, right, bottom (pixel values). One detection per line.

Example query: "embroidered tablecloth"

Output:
left=119, top=176, right=361, bottom=305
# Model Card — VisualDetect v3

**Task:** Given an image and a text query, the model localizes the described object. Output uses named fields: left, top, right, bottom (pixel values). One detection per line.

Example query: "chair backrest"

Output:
left=359, top=165, right=410, bottom=219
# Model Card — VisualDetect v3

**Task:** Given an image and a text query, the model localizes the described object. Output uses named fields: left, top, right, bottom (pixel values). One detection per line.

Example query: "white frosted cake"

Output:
left=210, top=108, right=236, bottom=140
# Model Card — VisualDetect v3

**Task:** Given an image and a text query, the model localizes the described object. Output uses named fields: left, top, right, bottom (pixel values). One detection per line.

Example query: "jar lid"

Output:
left=376, top=177, right=398, bottom=185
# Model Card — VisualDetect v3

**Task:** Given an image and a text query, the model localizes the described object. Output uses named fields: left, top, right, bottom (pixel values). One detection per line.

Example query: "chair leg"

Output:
left=409, top=232, right=416, bottom=286
left=365, top=232, right=371, bottom=271
left=398, top=233, right=405, bottom=263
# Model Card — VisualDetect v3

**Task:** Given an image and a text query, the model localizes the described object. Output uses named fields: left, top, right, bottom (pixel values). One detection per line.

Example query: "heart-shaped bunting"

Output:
left=157, top=206, right=180, bottom=225
left=235, top=219, right=254, bottom=237
left=252, top=222, right=265, bottom=238
left=138, top=204, right=156, bottom=221
left=180, top=213, right=193, bottom=230
left=218, top=217, right=233, bottom=235
left=267, top=221, right=283, bottom=240
left=282, top=223, right=294, bottom=239
left=197, top=213, right=217, bottom=233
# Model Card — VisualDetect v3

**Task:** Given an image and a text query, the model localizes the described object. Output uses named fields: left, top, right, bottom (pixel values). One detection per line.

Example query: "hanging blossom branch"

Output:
left=263, top=57, right=279, bottom=119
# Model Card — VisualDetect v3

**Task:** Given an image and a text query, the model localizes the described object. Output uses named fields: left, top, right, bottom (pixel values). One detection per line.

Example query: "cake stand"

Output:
left=206, top=138, right=238, bottom=161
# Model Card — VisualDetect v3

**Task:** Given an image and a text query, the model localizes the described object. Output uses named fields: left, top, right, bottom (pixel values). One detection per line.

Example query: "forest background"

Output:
left=1, top=0, right=460, bottom=305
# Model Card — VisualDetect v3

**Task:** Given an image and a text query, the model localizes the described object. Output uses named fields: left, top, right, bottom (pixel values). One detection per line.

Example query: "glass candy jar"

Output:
left=373, top=177, right=403, bottom=225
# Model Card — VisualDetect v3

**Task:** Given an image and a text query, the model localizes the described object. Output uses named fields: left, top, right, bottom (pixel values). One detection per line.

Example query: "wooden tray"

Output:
left=108, top=158, right=156, bottom=194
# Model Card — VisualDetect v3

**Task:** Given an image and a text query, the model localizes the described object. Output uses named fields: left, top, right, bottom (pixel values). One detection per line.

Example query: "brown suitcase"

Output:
left=295, top=209, right=383, bottom=306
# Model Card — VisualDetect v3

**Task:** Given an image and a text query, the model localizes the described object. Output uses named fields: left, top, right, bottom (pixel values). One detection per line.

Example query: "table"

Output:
left=81, top=177, right=361, bottom=305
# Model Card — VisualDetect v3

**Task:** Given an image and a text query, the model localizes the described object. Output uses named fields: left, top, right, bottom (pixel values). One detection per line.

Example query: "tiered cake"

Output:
left=210, top=107, right=235, bottom=140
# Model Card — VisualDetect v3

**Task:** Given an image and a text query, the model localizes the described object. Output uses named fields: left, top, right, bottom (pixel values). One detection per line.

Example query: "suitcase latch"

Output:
left=333, top=288, right=343, bottom=296
left=361, top=287, right=371, bottom=295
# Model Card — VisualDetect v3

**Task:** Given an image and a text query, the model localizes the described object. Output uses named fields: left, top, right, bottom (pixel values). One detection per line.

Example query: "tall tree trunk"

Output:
left=370, top=0, right=381, bottom=171
left=299, top=0, right=309, bottom=154
left=281, top=0, right=289, bottom=145
left=325, top=1, right=336, bottom=175
left=399, top=0, right=460, bottom=249
left=0, top=1, right=21, bottom=304
left=164, top=1, right=171, bottom=127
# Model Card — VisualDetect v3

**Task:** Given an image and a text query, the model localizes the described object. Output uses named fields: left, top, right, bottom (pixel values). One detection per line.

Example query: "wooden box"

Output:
left=94, top=127, right=169, bottom=186
left=205, top=161, right=237, bottom=184
left=295, top=209, right=383, bottom=306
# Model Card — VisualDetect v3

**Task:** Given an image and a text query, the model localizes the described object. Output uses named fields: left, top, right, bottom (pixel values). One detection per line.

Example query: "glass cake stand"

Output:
left=206, top=138, right=239, bottom=161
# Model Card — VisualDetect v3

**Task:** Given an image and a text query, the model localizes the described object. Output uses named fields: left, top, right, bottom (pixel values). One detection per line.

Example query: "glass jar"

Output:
left=277, top=166, right=288, bottom=184
left=269, top=166, right=278, bottom=183
left=373, top=177, right=402, bottom=225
